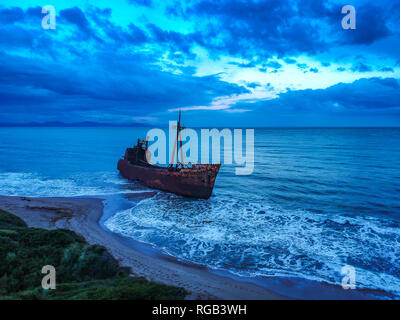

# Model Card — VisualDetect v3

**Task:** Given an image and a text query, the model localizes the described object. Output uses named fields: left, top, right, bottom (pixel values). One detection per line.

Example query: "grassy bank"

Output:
left=0, top=209, right=186, bottom=300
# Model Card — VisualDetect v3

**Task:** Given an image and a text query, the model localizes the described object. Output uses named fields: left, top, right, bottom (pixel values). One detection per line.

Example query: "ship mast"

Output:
left=171, top=110, right=185, bottom=167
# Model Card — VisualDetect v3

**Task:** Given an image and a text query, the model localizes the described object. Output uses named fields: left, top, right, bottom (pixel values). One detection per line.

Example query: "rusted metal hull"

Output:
left=117, top=159, right=220, bottom=199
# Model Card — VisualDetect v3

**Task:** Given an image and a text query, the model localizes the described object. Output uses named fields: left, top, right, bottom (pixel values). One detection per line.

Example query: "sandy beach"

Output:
left=0, top=195, right=285, bottom=300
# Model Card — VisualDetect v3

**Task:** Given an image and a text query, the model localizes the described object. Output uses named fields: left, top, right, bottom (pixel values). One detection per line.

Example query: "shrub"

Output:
left=0, top=210, right=186, bottom=300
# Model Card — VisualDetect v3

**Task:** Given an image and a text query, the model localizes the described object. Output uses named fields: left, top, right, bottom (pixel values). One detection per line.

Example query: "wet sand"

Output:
left=0, top=195, right=286, bottom=300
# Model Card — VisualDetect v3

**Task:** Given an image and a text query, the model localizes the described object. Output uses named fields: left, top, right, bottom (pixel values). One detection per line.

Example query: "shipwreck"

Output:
left=117, top=111, right=220, bottom=199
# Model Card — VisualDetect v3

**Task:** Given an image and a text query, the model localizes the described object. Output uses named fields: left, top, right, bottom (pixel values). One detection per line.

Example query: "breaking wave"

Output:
left=105, top=192, right=400, bottom=298
left=0, top=171, right=131, bottom=197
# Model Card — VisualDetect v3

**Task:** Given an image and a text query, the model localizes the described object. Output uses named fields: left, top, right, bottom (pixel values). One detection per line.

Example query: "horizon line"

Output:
left=0, top=124, right=399, bottom=129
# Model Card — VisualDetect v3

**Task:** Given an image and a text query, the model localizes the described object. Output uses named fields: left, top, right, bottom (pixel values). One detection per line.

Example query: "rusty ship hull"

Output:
left=117, top=158, right=220, bottom=199
left=117, top=111, right=220, bottom=199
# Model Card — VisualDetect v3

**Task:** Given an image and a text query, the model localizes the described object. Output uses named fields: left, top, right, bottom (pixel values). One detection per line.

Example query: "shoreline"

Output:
left=0, top=194, right=286, bottom=300
left=0, top=194, right=389, bottom=300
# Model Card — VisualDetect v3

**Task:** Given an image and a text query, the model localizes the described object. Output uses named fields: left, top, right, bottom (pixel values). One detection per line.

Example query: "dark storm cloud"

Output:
left=166, top=0, right=399, bottom=62
left=351, top=62, right=372, bottom=73
left=0, top=5, right=249, bottom=123
left=0, top=25, right=35, bottom=47
left=297, top=63, right=309, bottom=70
left=0, top=2, right=399, bottom=126
left=0, top=7, right=24, bottom=23
left=263, top=60, right=282, bottom=70
left=222, top=77, right=400, bottom=126
left=5, top=5, right=44, bottom=25
left=0, top=49, right=248, bottom=123
left=380, top=67, right=394, bottom=73
left=240, top=77, right=400, bottom=115
left=284, top=58, right=297, bottom=64
left=60, top=7, right=91, bottom=30
left=59, top=7, right=102, bottom=41
left=247, top=82, right=261, bottom=89
left=185, top=0, right=328, bottom=57
left=146, top=23, right=195, bottom=54
left=83, top=7, right=148, bottom=45
left=228, top=61, right=257, bottom=68
left=25, top=6, right=43, bottom=19
left=341, top=4, right=391, bottom=45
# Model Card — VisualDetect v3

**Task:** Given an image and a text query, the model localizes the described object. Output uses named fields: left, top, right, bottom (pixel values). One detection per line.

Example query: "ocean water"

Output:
left=1, top=127, right=400, bottom=298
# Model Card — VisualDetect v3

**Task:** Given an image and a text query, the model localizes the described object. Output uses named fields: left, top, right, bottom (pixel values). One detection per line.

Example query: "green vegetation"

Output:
left=0, top=209, right=186, bottom=300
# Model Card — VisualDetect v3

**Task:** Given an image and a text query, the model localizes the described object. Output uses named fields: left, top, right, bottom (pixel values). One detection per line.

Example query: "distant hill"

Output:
left=0, top=121, right=149, bottom=127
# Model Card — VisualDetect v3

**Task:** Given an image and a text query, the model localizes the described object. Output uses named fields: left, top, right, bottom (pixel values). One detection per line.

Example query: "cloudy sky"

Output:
left=1, top=0, right=399, bottom=126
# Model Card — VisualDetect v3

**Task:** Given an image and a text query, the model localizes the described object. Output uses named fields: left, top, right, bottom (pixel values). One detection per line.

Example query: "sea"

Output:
left=1, top=126, right=399, bottom=299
